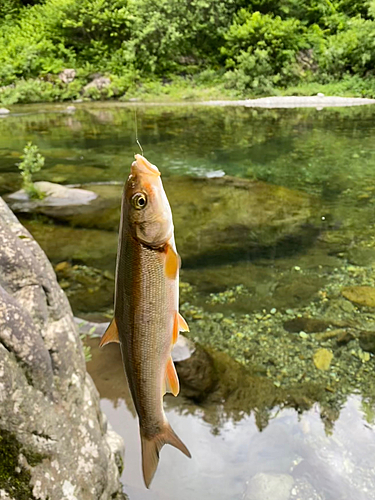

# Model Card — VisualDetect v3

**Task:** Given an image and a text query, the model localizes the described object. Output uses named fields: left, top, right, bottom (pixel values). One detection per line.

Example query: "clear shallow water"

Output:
left=1, top=102, right=375, bottom=194
left=2, top=102, right=375, bottom=499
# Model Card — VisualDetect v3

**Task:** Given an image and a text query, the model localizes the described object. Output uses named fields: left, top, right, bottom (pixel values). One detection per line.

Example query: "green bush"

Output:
left=222, top=10, right=315, bottom=92
left=243, top=0, right=370, bottom=26
left=0, top=0, right=243, bottom=83
left=0, top=0, right=21, bottom=21
left=0, top=1, right=77, bottom=84
left=0, top=78, right=85, bottom=105
left=319, top=17, right=375, bottom=78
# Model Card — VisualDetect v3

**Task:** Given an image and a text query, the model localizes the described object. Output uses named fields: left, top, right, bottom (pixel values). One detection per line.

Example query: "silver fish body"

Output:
left=100, top=154, right=190, bottom=487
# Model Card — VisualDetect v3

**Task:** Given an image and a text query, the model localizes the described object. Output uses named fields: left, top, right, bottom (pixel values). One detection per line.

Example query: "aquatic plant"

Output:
left=18, top=142, right=45, bottom=200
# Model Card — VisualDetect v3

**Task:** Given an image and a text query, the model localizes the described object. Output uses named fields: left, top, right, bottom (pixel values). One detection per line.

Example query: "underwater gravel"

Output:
left=179, top=257, right=375, bottom=409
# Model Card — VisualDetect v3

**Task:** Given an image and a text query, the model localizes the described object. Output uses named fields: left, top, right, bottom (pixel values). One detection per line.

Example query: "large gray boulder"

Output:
left=0, top=199, right=126, bottom=500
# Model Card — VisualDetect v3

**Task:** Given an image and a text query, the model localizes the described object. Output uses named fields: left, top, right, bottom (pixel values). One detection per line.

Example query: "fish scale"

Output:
left=118, top=238, right=169, bottom=435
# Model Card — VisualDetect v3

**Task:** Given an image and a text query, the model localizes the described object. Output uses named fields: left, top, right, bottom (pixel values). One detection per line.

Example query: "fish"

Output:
left=99, top=154, right=191, bottom=487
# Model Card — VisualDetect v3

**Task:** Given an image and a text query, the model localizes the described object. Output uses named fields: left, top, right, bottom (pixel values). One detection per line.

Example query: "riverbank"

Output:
left=2, top=75, right=375, bottom=107
left=2, top=95, right=375, bottom=117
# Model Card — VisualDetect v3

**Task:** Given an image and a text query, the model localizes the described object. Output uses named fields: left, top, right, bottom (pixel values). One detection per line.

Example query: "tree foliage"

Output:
left=0, top=0, right=374, bottom=96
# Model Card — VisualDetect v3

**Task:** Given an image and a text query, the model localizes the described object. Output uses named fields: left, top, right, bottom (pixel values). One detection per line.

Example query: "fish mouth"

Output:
left=132, top=154, right=161, bottom=177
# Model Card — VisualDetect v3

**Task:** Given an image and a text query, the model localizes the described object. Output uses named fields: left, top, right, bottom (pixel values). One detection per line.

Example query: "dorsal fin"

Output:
left=99, top=318, right=119, bottom=347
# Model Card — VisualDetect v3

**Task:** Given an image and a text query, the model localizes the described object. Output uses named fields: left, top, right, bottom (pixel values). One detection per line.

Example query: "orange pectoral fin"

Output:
left=164, top=356, right=180, bottom=397
left=99, top=318, right=119, bottom=347
left=165, top=244, right=181, bottom=279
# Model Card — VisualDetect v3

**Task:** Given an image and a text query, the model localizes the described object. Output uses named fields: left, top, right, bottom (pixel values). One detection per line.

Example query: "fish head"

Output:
left=125, top=154, right=173, bottom=247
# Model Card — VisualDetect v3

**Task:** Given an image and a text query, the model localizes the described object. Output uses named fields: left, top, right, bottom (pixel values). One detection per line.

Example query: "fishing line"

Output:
left=134, top=108, right=144, bottom=156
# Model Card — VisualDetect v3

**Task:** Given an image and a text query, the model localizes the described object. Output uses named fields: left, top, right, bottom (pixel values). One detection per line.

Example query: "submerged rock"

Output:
left=358, top=331, right=375, bottom=354
left=168, top=176, right=319, bottom=266
left=175, top=344, right=218, bottom=401
left=55, top=263, right=115, bottom=314
left=20, top=220, right=118, bottom=270
left=5, top=181, right=98, bottom=218
left=0, top=199, right=125, bottom=500
left=284, top=316, right=332, bottom=333
left=313, top=348, right=333, bottom=371
left=347, top=247, right=375, bottom=266
left=342, top=286, right=375, bottom=308
left=16, top=175, right=320, bottom=268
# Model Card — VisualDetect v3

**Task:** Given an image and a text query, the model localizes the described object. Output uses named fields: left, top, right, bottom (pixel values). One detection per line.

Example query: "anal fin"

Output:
left=164, top=356, right=179, bottom=396
left=99, top=318, right=119, bottom=347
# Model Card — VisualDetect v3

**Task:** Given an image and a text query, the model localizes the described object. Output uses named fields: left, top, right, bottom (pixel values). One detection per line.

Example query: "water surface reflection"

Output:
left=87, top=339, right=375, bottom=500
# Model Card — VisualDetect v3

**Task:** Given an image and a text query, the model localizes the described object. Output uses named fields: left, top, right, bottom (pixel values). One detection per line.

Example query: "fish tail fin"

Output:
left=141, top=422, right=191, bottom=488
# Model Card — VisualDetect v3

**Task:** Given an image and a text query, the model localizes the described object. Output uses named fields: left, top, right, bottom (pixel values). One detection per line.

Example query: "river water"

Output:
left=1, top=102, right=375, bottom=499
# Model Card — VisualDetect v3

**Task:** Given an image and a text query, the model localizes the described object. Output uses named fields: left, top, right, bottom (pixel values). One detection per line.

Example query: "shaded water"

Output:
left=1, top=102, right=375, bottom=498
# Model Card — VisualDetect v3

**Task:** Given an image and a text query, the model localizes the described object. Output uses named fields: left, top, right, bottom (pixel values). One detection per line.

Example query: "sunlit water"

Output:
left=1, top=102, right=375, bottom=499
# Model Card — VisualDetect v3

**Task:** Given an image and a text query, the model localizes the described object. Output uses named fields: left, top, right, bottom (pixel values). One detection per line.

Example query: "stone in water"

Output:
left=313, top=348, right=333, bottom=370
left=342, top=286, right=375, bottom=308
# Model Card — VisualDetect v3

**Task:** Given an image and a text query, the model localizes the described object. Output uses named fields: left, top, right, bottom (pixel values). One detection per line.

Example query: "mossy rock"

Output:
left=0, top=198, right=125, bottom=500
left=342, top=286, right=375, bottom=308
left=0, top=430, right=39, bottom=500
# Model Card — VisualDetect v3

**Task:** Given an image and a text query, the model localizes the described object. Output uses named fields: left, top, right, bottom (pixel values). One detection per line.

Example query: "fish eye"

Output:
left=131, top=192, right=147, bottom=210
